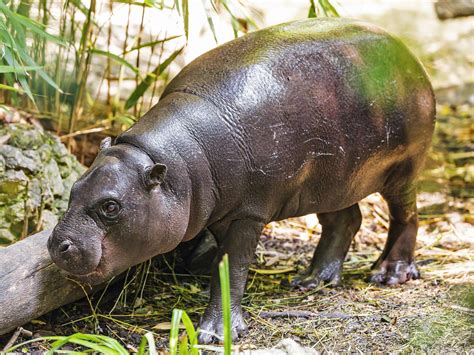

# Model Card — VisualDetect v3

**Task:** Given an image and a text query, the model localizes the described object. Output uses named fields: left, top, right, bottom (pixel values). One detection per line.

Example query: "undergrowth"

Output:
left=3, top=255, right=233, bottom=354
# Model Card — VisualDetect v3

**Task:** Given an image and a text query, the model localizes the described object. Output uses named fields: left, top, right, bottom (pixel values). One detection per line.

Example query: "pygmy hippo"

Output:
left=48, top=18, right=435, bottom=343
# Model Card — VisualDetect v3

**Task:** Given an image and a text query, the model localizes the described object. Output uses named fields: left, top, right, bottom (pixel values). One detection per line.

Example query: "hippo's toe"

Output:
left=284, top=262, right=343, bottom=290
left=197, top=308, right=247, bottom=344
left=370, top=260, right=420, bottom=285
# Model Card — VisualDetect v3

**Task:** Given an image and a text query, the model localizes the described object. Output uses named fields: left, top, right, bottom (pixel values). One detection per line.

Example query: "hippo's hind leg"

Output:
left=288, top=203, right=362, bottom=289
left=370, top=185, right=420, bottom=285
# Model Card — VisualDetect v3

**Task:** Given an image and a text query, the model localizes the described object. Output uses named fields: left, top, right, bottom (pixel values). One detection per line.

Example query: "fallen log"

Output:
left=0, top=230, right=100, bottom=336
left=0, top=229, right=216, bottom=336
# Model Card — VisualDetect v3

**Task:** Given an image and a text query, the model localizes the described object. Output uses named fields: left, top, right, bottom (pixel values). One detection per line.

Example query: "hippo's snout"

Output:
left=48, top=228, right=103, bottom=276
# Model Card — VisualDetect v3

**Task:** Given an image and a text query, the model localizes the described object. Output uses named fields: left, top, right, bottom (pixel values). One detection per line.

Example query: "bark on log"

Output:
left=0, top=230, right=98, bottom=336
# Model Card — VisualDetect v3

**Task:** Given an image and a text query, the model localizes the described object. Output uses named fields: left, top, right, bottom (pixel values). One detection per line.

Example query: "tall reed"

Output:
left=0, top=0, right=253, bottom=137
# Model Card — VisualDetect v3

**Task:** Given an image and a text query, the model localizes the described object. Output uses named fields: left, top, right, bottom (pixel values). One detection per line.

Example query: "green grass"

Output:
left=219, top=254, right=232, bottom=355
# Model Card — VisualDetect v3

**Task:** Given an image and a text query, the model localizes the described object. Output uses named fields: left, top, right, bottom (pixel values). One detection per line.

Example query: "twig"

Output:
left=450, top=305, right=474, bottom=314
left=59, top=127, right=107, bottom=140
left=2, top=327, right=33, bottom=352
left=258, top=310, right=354, bottom=319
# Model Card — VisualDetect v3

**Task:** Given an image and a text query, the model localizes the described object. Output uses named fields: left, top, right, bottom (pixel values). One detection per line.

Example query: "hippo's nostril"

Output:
left=59, top=241, right=72, bottom=253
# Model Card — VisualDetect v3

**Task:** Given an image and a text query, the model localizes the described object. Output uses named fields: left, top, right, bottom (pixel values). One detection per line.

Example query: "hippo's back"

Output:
left=122, top=18, right=435, bottom=218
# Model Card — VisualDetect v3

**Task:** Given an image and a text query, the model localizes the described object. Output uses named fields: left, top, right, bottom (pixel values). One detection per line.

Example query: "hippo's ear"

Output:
left=144, top=163, right=167, bottom=188
left=99, top=137, right=112, bottom=151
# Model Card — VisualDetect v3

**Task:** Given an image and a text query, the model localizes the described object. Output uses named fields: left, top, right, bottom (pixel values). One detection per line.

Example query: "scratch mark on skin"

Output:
left=269, top=123, right=285, bottom=128
left=255, top=149, right=334, bottom=180
left=256, top=168, right=269, bottom=176
left=313, top=152, right=334, bottom=156
left=303, top=137, right=330, bottom=145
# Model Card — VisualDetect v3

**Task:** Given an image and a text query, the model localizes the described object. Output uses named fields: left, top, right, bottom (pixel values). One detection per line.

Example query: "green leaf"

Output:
left=124, top=46, right=184, bottom=110
left=320, top=0, right=339, bottom=16
left=15, top=45, right=64, bottom=93
left=201, top=0, right=218, bottom=43
left=182, top=0, right=189, bottom=40
left=2, top=47, right=35, bottom=103
left=308, top=0, right=317, bottom=18
left=113, top=0, right=155, bottom=7
left=308, top=0, right=339, bottom=18
left=181, top=311, right=198, bottom=355
left=174, top=0, right=181, bottom=15
left=47, top=333, right=128, bottom=355
left=111, top=114, right=137, bottom=128
left=170, top=309, right=183, bottom=355
left=0, top=2, right=66, bottom=46
left=0, top=83, right=23, bottom=93
left=178, top=333, right=189, bottom=355
left=68, top=0, right=90, bottom=16
left=91, top=48, right=139, bottom=73
left=126, top=35, right=182, bottom=53
left=0, top=65, right=43, bottom=74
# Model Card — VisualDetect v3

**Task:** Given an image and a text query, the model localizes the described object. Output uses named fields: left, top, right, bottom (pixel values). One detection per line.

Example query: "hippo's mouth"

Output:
left=66, top=240, right=112, bottom=285
left=72, top=258, right=109, bottom=285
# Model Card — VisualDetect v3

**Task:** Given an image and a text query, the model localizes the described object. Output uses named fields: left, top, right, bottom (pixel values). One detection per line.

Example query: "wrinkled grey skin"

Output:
left=48, top=18, right=435, bottom=344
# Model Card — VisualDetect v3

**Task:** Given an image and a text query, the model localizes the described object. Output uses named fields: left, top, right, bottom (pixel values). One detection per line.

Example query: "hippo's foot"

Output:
left=285, top=261, right=342, bottom=290
left=197, top=307, right=247, bottom=344
left=370, top=260, right=420, bottom=285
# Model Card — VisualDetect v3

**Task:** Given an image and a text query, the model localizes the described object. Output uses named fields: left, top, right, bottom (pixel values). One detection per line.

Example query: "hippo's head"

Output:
left=47, top=138, right=189, bottom=284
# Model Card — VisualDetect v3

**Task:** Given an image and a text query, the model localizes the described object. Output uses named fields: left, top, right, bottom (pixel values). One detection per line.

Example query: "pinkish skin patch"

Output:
left=338, top=44, right=365, bottom=67
left=358, top=22, right=388, bottom=35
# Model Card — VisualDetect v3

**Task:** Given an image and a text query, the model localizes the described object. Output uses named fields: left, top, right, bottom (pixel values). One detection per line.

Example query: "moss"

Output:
left=0, top=123, right=85, bottom=243
left=405, top=285, right=474, bottom=351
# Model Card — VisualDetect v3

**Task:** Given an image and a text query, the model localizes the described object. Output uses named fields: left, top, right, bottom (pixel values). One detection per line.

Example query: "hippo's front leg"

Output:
left=198, top=219, right=264, bottom=344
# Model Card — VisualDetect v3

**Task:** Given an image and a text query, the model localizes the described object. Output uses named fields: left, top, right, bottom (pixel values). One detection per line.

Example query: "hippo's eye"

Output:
left=101, top=200, right=121, bottom=219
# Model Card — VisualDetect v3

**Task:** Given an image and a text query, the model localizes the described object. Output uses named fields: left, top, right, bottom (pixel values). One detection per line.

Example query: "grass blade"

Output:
left=181, top=311, right=198, bottom=355
left=137, top=332, right=157, bottom=355
left=178, top=333, right=189, bottom=355
left=170, top=309, right=183, bottom=355
left=219, top=254, right=232, bottom=355
left=46, top=333, right=128, bottom=355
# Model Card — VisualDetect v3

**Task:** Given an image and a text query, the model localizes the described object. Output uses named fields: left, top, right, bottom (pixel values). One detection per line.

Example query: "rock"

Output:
left=0, top=122, right=85, bottom=243
left=0, top=145, right=39, bottom=173
left=40, top=210, right=59, bottom=230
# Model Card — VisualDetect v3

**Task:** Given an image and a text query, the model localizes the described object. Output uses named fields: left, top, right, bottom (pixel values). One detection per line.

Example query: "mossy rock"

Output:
left=0, top=123, right=85, bottom=244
